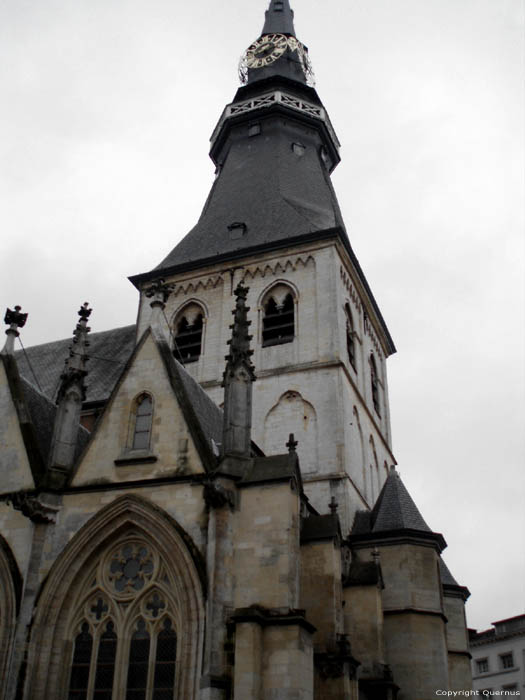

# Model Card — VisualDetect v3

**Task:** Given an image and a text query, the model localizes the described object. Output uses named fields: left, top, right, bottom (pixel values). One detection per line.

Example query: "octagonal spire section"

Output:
left=261, top=0, right=296, bottom=37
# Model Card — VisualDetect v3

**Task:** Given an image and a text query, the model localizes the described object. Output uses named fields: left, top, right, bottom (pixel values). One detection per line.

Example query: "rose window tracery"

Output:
left=108, top=542, right=155, bottom=594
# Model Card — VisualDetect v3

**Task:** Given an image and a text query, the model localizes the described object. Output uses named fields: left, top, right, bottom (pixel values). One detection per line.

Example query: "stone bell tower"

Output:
left=130, top=0, right=397, bottom=530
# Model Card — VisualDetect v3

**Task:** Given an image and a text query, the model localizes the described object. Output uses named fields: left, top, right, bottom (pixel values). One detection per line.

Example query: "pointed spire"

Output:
left=56, top=302, right=91, bottom=402
left=222, top=283, right=255, bottom=458
left=48, top=303, right=92, bottom=486
left=262, top=0, right=296, bottom=37
left=2, top=305, right=28, bottom=355
left=223, top=283, right=256, bottom=383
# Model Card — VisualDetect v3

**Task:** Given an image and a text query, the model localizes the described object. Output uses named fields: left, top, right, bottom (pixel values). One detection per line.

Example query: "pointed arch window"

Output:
left=370, top=354, right=380, bottom=416
left=262, top=290, right=295, bottom=347
left=173, top=308, right=204, bottom=364
left=345, top=304, right=356, bottom=371
left=65, top=538, right=178, bottom=700
left=132, top=394, right=153, bottom=451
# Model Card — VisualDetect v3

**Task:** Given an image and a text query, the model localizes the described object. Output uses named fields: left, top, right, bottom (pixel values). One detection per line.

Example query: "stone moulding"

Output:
left=230, top=605, right=317, bottom=634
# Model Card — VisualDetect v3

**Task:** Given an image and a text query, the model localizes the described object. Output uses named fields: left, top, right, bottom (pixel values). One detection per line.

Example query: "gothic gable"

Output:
left=72, top=329, right=221, bottom=487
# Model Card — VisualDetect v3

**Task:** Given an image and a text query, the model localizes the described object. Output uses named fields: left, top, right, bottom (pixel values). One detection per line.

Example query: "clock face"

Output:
left=245, top=33, right=288, bottom=69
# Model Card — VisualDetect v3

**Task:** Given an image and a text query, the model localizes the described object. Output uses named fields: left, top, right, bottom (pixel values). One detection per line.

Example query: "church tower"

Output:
left=130, top=0, right=396, bottom=530
left=0, top=2, right=473, bottom=699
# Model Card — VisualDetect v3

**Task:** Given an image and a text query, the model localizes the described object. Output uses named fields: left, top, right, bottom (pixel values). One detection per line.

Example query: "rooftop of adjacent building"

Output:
left=469, top=614, right=525, bottom=645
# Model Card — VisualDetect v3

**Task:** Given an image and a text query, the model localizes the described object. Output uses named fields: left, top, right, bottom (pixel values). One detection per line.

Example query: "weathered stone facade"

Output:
left=0, top=2, right=472, bottom=698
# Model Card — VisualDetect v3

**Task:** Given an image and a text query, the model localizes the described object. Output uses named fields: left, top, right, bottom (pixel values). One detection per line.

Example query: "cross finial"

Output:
left=329, top=496, right=338, bottom=515
left=286, top=433, right=298, bottom=453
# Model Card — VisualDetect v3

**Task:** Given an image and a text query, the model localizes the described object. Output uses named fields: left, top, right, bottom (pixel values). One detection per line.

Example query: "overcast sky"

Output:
left=1, top=0, right=523, bottom=632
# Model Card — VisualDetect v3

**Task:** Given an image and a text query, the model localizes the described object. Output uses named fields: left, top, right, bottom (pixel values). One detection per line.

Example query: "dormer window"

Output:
left=370, top=354, right=380, bottom=416
left=262, top=290, right=295, bottom=347
left=132, top=394, right=153, bottom=450
left=173, top=304, right=205, bottom=364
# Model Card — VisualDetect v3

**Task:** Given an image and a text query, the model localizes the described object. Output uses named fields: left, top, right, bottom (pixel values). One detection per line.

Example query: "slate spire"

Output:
left=48, top=303, right=92, bottom=486
left=261, top=0, right=296, bottom=37
left=222, top=283, right=255, bottom=458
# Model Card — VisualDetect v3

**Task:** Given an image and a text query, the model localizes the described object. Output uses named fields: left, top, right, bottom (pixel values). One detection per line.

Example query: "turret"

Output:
left=222, top=283, right=256, bottom=458
left=47, top=303, right=91, bottom=487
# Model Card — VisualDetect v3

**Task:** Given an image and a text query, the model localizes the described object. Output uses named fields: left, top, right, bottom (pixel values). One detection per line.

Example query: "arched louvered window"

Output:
left=65, top=538, right=178, bottom=700
left=132, top=394, right=153, bottom=450
left=173, top=313, right=203, bottom=364
left=370, top=354, right=380, bottom=416
left=345, top=304, right=356, bottom=371
left=262, top=292, right=295, bottom=347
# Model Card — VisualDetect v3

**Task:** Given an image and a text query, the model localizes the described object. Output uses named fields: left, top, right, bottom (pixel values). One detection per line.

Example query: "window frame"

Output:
left=131, top=393, right=154, bottom=452
left=499, top=653, right=514, bottom=670
left=172, top=301, right=207, bottom=365
left=261, top=287, right=296, bottom=348
left=476, top=658, right=489, bottom=674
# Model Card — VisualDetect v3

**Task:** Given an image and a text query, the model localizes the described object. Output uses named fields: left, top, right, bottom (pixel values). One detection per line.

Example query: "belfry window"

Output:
left=262, top=292, right=295, bottom=347
left=370, top=354, right=380, bottom=416
left=132, top=394, right=153, bottom=450
left=173, top=311, right=203, bottom=364
left=345, top=304, right=356, bottom=371
left=66, top=538, right=178, bottom=700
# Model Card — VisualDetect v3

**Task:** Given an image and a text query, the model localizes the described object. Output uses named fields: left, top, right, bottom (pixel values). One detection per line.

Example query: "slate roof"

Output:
left=301, top=513, right=340, bottom=543
left=261, top=0, right=296, bottom=37
left=349, top=470, right=447, bottom=552
left=165, top=346, right=224, bottom=452
left=148, top=125, right=344, bottom=276
left=240, top=454, right=297, bottom=484
left=439, top=557, right=460, bottom=588
left=369, top=469, right=431, bottom=533
left=15, top=325, right=136, bottom=405
left=345, top=561, right=381, bottom=587
left=19, top=376, right=57, bottom=466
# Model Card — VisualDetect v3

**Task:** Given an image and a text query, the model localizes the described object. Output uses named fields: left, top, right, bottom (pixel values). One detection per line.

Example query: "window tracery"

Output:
left=66, top=536, right=177, bottom=700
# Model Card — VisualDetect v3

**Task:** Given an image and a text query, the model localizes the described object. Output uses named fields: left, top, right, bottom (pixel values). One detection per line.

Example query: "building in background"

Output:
left=0, top=2, right=472, bottom=698
left=470, top=615, right=525, bottom=696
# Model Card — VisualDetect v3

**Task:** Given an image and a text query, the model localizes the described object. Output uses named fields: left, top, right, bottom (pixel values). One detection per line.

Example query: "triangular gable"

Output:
left=0, top=355, right=45, bottom=490
left=71, top=328, right=221, bottom=487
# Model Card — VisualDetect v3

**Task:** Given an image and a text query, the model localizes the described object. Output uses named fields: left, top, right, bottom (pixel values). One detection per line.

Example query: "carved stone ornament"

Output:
left=203, top=479, right=235, bottom=510
left=7, top=492, right=59, bottom=523
left=4, top=305, right=28, bottom=329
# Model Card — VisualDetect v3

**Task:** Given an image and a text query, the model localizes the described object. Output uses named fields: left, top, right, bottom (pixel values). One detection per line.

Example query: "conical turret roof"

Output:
left=350, top=469, right=445, bottom=551
left=371, top=469, right=431, bottom=533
